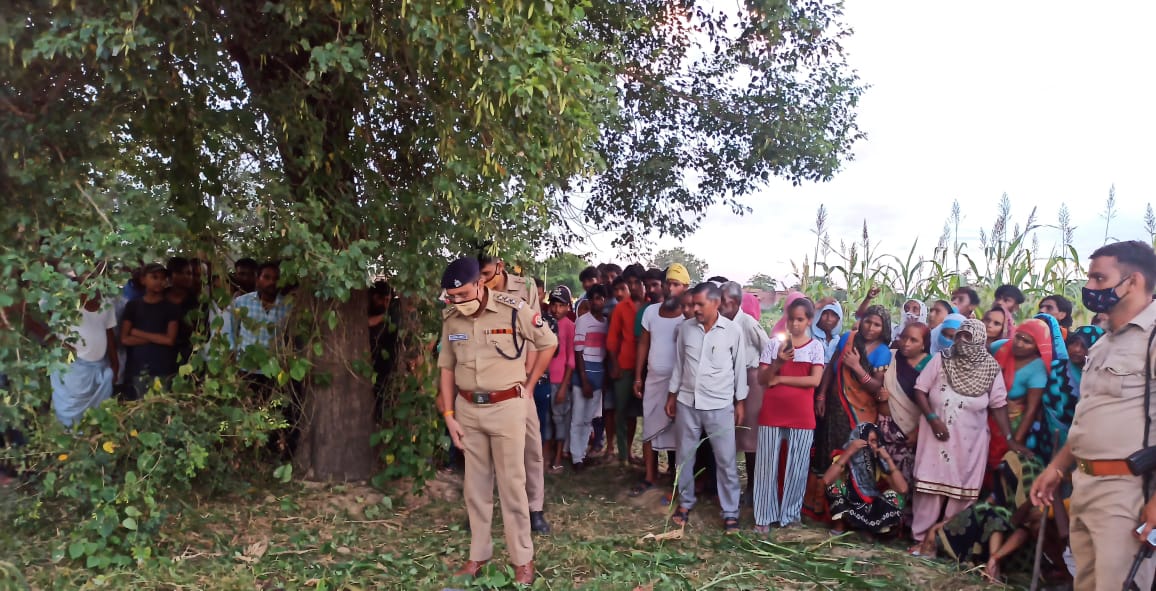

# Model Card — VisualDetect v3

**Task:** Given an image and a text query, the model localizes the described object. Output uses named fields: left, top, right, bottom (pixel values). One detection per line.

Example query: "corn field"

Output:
left=786, top=194, right=1156, bottom=326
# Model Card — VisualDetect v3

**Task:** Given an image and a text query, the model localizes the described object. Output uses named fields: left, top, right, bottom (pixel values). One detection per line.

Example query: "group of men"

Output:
left=436, top=253, right=772, bottom=583
left=44, top=257, right=293, bottom=432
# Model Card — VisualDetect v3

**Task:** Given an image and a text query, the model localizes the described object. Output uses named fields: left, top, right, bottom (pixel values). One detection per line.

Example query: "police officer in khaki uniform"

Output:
left=478, top=252, right=551, bottom=534
left=1032, top=240, right=1156, bottom=591
left=438, top=257, right=557, bottom=585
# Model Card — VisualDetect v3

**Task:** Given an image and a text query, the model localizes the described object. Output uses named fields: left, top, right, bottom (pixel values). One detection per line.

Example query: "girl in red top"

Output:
left=753, top=297, right=827, bottom=532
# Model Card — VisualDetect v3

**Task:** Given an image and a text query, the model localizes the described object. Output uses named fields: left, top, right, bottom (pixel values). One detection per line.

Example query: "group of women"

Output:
left=752, top=289, right=1101, bottom=583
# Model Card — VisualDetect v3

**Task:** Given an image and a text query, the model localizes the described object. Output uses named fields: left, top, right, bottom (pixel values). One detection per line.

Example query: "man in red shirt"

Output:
left=607, top=264, right=646, bottom=464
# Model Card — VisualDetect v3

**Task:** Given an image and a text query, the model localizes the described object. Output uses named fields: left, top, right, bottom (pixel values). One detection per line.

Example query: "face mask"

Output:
left=454, top=299, right=481, bottom=316
left=937, top=333, right=954, bottom=351
left=484, top=268, right=504, bottom=290
left=1082, top=278, right=1128, bottom=314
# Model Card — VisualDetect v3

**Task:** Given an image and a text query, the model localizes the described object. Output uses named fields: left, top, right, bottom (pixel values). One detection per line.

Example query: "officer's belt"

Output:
left=459, top=386, right=520, bottom=405
left=1075, top=458, right=1133, bottom=477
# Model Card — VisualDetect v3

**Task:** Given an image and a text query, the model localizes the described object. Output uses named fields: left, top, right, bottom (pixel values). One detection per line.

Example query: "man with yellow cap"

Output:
left=629, top=263, right=692, bottom=496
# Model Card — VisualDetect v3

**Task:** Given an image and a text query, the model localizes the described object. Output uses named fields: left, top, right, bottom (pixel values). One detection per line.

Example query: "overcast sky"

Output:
left=583, top=1, right=1156, bottom=285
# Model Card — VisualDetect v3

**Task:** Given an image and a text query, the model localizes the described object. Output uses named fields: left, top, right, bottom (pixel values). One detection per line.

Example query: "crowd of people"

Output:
left=445, top=240, right=1156, bottom=588
left=11, top=237, right=1156, bottom=589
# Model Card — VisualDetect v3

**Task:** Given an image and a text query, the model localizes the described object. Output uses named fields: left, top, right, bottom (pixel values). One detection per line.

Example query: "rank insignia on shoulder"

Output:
left=532, top=313, right=544, bottom=328
left=492, top=292, right=525, bottom=309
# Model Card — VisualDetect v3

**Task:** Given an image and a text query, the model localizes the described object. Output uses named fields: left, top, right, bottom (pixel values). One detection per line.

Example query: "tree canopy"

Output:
left=650, top=247, right=710, bottom=283
left=0, top=0, right=862, bottom=569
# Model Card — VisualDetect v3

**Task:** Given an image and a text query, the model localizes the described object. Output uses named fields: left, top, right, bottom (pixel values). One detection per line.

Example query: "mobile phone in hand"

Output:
left=1135, top=524, right=1156, bottom=547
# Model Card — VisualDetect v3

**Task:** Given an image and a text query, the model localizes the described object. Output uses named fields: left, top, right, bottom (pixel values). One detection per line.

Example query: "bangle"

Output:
left=442, top=410, right=454, bottom=418
left=925, top=413, right=939, bottom=422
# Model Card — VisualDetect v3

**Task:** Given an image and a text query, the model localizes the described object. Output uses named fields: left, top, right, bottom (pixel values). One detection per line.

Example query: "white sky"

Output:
left=584, top=1, right=1156, bottom=285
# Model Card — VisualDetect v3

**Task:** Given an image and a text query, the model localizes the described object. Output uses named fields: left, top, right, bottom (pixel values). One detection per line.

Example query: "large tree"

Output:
left=2, top=0, right=862, bottom=487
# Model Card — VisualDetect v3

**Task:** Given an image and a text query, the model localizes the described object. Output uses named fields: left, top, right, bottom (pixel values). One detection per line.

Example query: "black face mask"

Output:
left=1082, top=277, right=1129, bottom=314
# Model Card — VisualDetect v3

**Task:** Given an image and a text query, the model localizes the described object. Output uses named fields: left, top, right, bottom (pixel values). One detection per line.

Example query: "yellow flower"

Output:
left=102, top=441, right=118, bottom=454
left=129, top=429, right=139, bottom=438
left=58, top=454, right=69, bottom=462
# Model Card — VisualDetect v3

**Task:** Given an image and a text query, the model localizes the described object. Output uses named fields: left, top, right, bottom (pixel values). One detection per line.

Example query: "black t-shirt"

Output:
left=123, top=298, right=182, bottom=377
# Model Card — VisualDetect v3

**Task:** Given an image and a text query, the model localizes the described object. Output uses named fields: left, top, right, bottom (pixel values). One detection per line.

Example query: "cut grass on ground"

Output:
left=2, top=455, right=1017, bottom=590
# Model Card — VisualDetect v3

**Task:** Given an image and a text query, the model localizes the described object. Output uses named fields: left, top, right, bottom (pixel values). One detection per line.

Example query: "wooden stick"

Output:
left=1030, top=430, right=1061, bottom=591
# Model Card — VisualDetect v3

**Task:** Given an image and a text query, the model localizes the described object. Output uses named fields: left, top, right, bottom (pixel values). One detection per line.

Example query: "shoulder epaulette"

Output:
left=442, top=306, right=457, bottom=319
left=492, top=292, right=525, bottom=310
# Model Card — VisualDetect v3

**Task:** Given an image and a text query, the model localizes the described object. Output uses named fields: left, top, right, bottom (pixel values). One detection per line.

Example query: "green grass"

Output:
left=1, top=456, right=1015, bottom=591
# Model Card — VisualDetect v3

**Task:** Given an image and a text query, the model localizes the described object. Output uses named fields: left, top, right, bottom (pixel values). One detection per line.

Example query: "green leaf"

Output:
left=122, top=517, right=138, bottom=531
left=68, top=541, right=86, bottom=559
left=273, top=463, right=293, bottom=483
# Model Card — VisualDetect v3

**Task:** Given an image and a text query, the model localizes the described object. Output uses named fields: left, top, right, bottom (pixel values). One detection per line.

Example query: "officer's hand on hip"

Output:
left=1136, top=494, right=1156, bottom=543
left=446, top=416, right=466, bottom=449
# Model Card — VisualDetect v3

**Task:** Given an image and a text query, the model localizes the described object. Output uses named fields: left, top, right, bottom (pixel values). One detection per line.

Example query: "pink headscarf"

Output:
left=772, top=291, right=806, bottom=335
left=742, top=293, right=761, bottom=320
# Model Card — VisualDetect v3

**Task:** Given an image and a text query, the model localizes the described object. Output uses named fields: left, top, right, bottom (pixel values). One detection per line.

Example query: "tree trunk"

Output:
left=295, top=290, right=376, bottom=481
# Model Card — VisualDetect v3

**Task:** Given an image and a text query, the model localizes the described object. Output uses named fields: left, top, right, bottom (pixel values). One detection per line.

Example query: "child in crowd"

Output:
left=120, top=263, right=181, bottom=400
left=547, top=286, right=575, bottom=473
left=571, top=285, right=609, bottom=470
left=950, top=287, right=980, bottom=319
left=754, top=297, right=826, bottom=532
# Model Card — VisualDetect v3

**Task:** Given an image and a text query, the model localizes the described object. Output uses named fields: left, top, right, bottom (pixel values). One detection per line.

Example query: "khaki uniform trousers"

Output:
left=1069, top=471, right=1155, bottom=591
left=524, top=396, right=545, bottom=512
left=458, top=396, right=533, bottom=566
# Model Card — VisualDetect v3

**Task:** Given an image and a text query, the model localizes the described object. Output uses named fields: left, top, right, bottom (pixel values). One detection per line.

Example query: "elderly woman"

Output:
left=909, top=319, right=1028, bottom=549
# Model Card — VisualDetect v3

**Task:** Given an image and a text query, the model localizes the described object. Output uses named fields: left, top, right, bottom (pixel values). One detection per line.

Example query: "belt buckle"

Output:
left=1077, top=460, right=1091, bottom=475
left=473, top=392, right=492, bottom=404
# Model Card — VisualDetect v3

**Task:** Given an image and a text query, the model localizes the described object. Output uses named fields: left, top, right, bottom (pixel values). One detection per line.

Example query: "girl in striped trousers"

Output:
left=753, top=298, right=827, bottom=532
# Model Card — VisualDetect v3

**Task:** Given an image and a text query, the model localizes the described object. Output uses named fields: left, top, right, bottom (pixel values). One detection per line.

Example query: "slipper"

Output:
left=628, top=481, right=655, bottom=497
left=629, top=455, right=646, bottom=467
left=752, top=524, right=771, bottom=534
left=724, top=517, right=740, bottom=535
left=671, top=507, right=690, bottom=527
left=661, top=494, right=673, bottom=507
left=548, top=464, right=564, bottom=475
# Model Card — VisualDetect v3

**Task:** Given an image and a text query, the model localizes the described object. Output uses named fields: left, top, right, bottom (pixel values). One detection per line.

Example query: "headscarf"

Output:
left=812, top=300, right=845, bottom=361
left=773, top=291, right=806, bottom=335
left=894, top=299, right=928, bottom=338
left=1065, top=325, right=1105, bottom=396
left=1068, top=325, right=1106, bottom=353
left=741, top=292, right=761, bottom=321
left=844, top=422, right=882, bottom=501
left=930, top=313, right=966, bottom=355
left=1033, top=313, right=1069, bottom=362
left=993, top=318, right=1053, bottom=391
left=941, top=318, right=1001, bottom=397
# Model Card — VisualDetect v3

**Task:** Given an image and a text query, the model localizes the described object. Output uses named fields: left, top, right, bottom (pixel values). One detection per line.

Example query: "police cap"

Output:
left=441, top=257, right=480, bottom=290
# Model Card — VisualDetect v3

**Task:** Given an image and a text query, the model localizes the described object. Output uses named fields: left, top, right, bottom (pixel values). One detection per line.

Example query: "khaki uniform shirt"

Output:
left=503, top=273, right=539, bottom=309
left=437, top=290, right=557, bottom=392
left=1068, top=301, right=1156, bottom=460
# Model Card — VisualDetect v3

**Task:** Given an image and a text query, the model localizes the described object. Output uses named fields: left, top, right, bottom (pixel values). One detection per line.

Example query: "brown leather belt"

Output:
left=458, top=386, right=520, bottom=405
left=1076, top=458, right=1133, bottom=477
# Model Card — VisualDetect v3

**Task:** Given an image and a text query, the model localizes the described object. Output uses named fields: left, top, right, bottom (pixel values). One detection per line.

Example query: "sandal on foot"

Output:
left=671, top=507, right=690, bottom=527
left=548, top=464, right=564, bottom=475
left=628, top=481, right=655, bottom=497
left=753, top=524, right=771, bottom=534
left=724, top=517, right=740, bottom=534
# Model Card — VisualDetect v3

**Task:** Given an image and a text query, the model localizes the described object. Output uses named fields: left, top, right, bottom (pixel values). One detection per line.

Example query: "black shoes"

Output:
left=530, top=511, right=551, bottom=534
